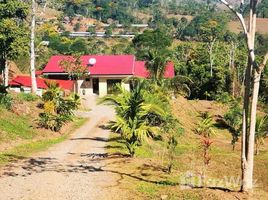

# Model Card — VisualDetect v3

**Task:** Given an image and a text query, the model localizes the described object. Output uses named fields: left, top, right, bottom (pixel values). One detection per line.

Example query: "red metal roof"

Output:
left=9, top=76, right=73, bottom=91
left=35, top=70, right=43, bottom=76
left=42, top=55, right=135, bottom=75
left=164, top=62, right=175, bottom=78
left=134, top=61, right=149, bottom=78
left=9, top=76, right=48, bottom=89
left=42, top=55, right=175, bottom=78
left=55, top=79, right=74, bottom=91
left=83, top=55, right=135, bottom=75
left=134, top=61, right=175, bottom=78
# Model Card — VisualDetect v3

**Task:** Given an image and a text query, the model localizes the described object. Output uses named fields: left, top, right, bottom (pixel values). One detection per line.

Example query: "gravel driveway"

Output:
left=0, top=96, right=126, bottom=200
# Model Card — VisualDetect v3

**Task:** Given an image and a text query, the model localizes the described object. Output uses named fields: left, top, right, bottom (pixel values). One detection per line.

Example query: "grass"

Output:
left=105, top=98, right=268, bottom=200
left=0, top=117, right=87, bottom=165
left=0, top=112, right=37, bottom=140
left=16, top=93, right=39, bottom=102
left=0, top=108, right=37, bottom=140
left=136, top=182, right=159, bottom=198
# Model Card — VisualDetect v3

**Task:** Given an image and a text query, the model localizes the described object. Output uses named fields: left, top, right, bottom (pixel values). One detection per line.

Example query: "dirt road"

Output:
left=0, top=96, right=126, bottom=200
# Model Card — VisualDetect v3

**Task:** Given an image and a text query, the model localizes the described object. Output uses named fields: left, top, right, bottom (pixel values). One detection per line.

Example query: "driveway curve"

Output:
left=0, top=96, right=126, bottom=200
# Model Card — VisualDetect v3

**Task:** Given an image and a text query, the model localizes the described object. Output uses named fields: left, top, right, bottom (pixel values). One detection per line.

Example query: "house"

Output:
left=9, top=75, right=73, bottom=96
left=41, top=55, right=175, bottom=97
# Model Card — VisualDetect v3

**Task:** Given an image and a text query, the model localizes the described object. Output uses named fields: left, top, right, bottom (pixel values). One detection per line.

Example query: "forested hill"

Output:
left=35, top=0, right=268, bottom=36
left=10, top=0, right=268, bottom=88
left=37, top=0, right=268, bottom=24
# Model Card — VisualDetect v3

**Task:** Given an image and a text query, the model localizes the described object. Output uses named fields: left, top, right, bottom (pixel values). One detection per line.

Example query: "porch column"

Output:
left=122, top=80, right=130, bottom=92
left=99, top=78, right=107, bottom=97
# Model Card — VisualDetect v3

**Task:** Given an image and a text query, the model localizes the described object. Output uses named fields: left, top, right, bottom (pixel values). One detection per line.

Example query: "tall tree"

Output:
left=219, top=0, right=268, bottom=192
left=133, top=28, right=172, bottom=83
left=30, top=0, right=37, bottom=93
left=0, top=1, right=29, bottom=86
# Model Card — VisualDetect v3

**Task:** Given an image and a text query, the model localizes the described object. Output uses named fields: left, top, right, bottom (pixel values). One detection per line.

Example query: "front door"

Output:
left=92, top=78, right=99, bottom=94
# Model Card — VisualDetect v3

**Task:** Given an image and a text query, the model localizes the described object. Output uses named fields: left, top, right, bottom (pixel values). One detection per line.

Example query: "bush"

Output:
left=39, top=112, right=71, bottom=132
left=223, top=101, right=242, bottom=150
left=102, top=80, right=181, bottom=157
left=0, top=94, right=12, bottom=110
left=39, top=83, right=80, bottom=132
left=215, top=92, right=233, bottom=104
left=0, top=85, right=12, bottom=110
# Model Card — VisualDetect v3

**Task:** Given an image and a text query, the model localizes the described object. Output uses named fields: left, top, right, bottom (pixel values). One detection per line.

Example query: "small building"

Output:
left=41, top=55, right=175, bottom=97
left=9, top=75, right=74, bottom=96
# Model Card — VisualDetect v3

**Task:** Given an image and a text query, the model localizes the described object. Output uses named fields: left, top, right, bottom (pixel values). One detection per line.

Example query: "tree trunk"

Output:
left=30, top=0, right=37, bottom=94
left=241, top=57, right=252, bottom=191
left=229, top=42, right=236, bottom=96
left=73, top=80, right=79, bottom=94
left=209, top=39, right=216, bottom=77
left=220, top=0, right=263, bottom=192
left=4, top=60, right=8, bottom=87
left=241, top=0, right=259, bottom=192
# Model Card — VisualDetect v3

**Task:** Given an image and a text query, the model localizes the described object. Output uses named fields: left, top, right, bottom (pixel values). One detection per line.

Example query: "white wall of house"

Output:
left=9, top=86, right=43, bottom=96
left=77, top=79, right=93, bottom=96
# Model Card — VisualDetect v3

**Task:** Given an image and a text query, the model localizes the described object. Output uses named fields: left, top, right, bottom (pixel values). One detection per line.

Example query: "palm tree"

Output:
left=101, top=80, right=167, bottom=157
left=143, top=49, right=193, bottom=98
left=145, top=49, right=171, bottom=84
left=255, top=115, right=268, bottom=155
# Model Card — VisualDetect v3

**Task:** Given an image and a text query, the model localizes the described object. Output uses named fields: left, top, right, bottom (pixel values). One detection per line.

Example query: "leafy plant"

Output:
left=59, top=55, right=88, bottom=80
left=255, top=115, right=268, bottom=155
left=0, top=94, right=12, bottom=110
left=195, top=112, right=215, bottom=137
left=224, top=101, right=242, bottom=150
left=39, top=82, right=80, bottom=132
left=102, top=80, right=170, bottom=157
left=166, top=135, right=178, bottom=173
left=215, top=92, right=233, bottom=104
left=195, top=111, right=214, bottom=187
left=0, top=85, right=12, bottom=110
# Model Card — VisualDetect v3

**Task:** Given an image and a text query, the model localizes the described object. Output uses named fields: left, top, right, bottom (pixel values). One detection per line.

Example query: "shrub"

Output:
left=102, top=80, right=180, bottom=157
left=44, top=101, right=56, bottom=114
left=0, top=94, right=12, bottom=110
left=255, top=115, right=268, bottom=155
left=39, top=83, right=80, bottom=132
left=223, top=101, right=242, bottom=150
left=39, top=113, right=70, bottom=132
left=195, top=112, right=215, bottom=137
left=215, top=92, right=233, bottom=104
left=0, top=85, right=12, bottom=110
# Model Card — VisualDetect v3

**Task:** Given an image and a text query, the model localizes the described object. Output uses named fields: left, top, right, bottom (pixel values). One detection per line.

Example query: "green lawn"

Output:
left=0, top=115, right=87, bottom=165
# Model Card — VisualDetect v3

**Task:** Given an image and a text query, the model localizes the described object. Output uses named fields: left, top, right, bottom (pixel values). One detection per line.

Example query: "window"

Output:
left=107, top=79, right=121, bottom=94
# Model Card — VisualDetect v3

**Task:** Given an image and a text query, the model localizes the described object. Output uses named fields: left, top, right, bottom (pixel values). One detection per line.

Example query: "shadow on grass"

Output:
left=180, top=184, right=232, bottom=192
left=0, top=154, right=237, bottom=193
left=137, top=163, right=167, bottom=173
left=214, top=118, right=233, bottom=131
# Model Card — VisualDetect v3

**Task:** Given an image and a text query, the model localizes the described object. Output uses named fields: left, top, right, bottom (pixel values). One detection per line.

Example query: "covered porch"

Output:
left=76, top=76, right=131, bottom=97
